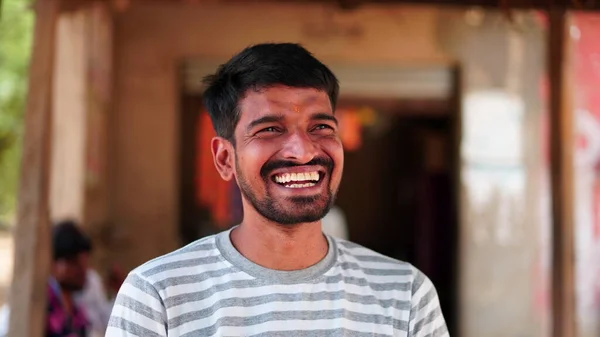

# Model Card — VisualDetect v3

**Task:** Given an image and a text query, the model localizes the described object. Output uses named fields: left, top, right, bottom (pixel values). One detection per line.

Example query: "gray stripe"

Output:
left=363, top=267, right=412, bottom=276
left=180, top=309, right=408, bottom=337
left=114, top=294, right=165, bottom=324
left=163, top=275, right=410, bottom=308
left=412, top=305, right=443, bottom=336
left=423, top=324, right=449, bottom=337
left=352, top=254, right=401, bottom=264
left=168, top=291, right=411, bottom=328
left=414, top=286, right=437, bottom=312
left=108, top=316, right=165, bottom=337
left=251, top=329, right=393, bottom=337
left=141, top=255, right=223, bottom=277
left=337, top=261, right=412, bottom=276
left=341, top=275, right=411, bottom=291
left=153, top=267, right=238, bottom=290
left=125, top=273, right=163, bottom=304
left=137, top=239, right=216, bottom=270
left=409, top=269, right=426, bottom=322
left=411, top=270, right=426, bottom=296
left=337, top=261, right=362, bottom=271
left=183, top=242, right=217, bottom=252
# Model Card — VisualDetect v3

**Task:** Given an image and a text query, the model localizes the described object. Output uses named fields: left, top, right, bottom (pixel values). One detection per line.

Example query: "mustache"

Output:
left=261, top=157, right=334, bottom=178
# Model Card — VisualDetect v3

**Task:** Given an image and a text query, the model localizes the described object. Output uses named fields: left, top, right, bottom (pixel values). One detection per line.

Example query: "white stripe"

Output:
left=411, top=275, right=433, bottom=307
left=177, top=316, right=397, bottom=336
left=326, top=267, right=414, bottom=283
left=138, top=250, right=221, bottom=275
left=137, top=238, right=216, bottom=268
left=163, top=271, right=255, bottom=296
left=225, top=318, right=395, bottom=336
left=339, top=255, right=413, bottom=271
left=119, top=283, right=164, bottom=311
left=110, top=304, right=166, bottom=333
left=163, top=269, right=410, bottom=299
left=174, top=297, right=408, bottom=334
left=106, top=325, right=141, bottom=337
left=167, top=280, right=411, bottom=314
left=148, top=259, right=236, bottom=284
left=425, top=314, right=448, bottom=335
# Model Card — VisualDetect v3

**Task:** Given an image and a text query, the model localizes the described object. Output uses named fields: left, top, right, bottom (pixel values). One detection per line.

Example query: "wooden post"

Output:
left=82, top=1, right=114, bottom=277
left=7, top=0, right=58, bottom=336
left=548, top=7, right=577, bottom=337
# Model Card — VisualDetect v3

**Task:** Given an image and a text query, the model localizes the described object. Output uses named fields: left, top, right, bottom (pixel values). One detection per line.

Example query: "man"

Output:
left=0, top=221, right=95, bottom=337
left=47, top=221, right=91, bottom=337
left=0, top=221, right=92, bottom=337
left=107, top=43, right=448, bottom=337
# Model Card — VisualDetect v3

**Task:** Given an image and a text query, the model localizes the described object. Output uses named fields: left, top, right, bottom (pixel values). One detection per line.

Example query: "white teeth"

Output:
left=274, top=171, right=320, bottom=184
left=284, top=182, right=316, bottom=188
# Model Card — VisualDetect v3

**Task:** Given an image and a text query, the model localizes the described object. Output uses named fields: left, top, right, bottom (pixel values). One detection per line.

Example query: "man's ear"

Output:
left=211, top=137, right=234, bottom=181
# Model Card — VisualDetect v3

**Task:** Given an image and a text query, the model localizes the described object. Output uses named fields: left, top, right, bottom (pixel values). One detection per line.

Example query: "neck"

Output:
left=231, top=212, right=328, bottom=271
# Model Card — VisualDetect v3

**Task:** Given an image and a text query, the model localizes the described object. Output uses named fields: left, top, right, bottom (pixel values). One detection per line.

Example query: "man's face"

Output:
left=53, top=253, right=88, bottom=292
left=217, top=85, right=344, bottom=225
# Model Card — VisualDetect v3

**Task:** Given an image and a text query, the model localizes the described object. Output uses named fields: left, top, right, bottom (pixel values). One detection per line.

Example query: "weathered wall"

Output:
left=437, top=11, right=549, bottom=337
left=570, top=13, right=600, bottom=337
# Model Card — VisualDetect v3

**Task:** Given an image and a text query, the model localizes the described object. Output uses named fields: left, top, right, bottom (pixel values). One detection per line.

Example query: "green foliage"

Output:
left=0, top=0, right=33, bottom=224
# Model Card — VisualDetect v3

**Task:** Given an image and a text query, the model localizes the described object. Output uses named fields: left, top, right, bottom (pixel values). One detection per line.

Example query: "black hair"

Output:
left=52, top=220, right=92, bottom=261
left=202, top=43, right=340, bottom=141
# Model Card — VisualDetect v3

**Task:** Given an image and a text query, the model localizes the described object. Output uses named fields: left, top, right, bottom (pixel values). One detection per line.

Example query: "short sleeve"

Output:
left=408, top=267, right=449, bottom=337
left=105, top=272, right=167, bottom=337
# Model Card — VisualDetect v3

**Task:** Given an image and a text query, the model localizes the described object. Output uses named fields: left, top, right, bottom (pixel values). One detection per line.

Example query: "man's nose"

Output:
left=280, top=131, right=318, bottom=164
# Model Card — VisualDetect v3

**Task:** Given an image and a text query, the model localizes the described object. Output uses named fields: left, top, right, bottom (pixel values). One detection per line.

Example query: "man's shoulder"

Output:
left=332, top=237, right=418, bottom=278
left=127, top=234, right=225, bottom=288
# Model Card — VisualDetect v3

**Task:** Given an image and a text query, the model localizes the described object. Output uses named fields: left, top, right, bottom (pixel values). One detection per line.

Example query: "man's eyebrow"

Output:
left=246, top=114, right=284, bottom=133
left=311, top=113, right=338, bottom=126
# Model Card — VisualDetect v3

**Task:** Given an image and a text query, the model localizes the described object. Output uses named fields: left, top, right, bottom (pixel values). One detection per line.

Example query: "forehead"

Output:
left=238, top=86, right=332, bottom=120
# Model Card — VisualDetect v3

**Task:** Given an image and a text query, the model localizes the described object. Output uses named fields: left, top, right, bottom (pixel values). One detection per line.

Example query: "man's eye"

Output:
left=257, top=127, right=280, bottom=135
left=314, top=124, right=334, bottom=131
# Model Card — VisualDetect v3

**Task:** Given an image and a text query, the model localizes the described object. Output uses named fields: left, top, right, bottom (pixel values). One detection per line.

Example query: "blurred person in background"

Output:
left=0, top=221, right=90, bottom=337
left=0, top=220, right=122, bottom=337
left=66, top=220, right=122, bottom=337
left=45, top=221, right=91, bottom=337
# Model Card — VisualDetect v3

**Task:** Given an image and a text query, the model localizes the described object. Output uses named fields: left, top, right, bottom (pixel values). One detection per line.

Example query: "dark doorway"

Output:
left=334, top=98, right=458, bottom=335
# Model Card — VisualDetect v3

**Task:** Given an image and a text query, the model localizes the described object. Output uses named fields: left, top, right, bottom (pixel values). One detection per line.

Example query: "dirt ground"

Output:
left=0, top=232, right=14, bottom=306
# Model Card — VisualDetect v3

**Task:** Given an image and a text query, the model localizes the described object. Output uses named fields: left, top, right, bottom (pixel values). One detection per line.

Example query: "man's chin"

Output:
left=266, top=203, right=331, bottom=225
left=273, top=215, right=326, bottom=226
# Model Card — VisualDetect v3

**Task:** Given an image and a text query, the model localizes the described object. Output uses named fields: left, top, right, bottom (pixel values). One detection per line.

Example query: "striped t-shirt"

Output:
left=107, top=228, right=449, bottom=337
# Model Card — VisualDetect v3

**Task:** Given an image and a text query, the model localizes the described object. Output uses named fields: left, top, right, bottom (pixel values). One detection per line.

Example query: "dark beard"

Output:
left=235, top=156, right=336, bottom=225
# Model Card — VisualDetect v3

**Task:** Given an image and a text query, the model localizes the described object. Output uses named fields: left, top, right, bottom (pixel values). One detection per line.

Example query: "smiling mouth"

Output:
left=272, top=171, right=323, bottom=188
